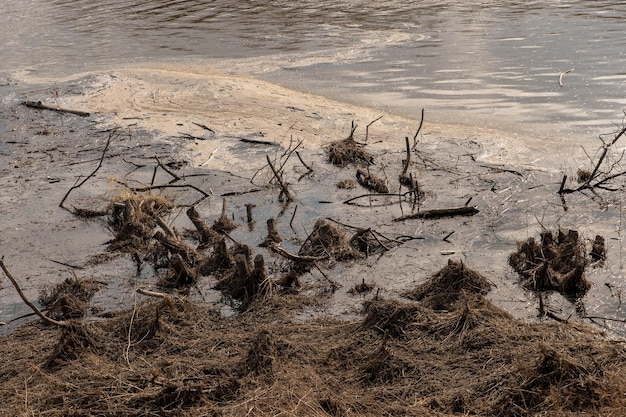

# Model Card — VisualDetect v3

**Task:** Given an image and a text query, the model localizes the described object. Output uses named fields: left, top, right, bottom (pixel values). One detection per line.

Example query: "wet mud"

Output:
left=1, top=72, right=626, bottom=416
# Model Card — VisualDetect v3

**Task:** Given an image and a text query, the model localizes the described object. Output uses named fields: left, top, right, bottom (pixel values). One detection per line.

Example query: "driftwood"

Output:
left=22, top=100, right=90, bottom=117
left=393, top=206, right=479, bottom=222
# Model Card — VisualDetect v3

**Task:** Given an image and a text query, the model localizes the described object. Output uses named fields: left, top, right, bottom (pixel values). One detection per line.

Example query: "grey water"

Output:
left=1, top=0, right=625, bottom=140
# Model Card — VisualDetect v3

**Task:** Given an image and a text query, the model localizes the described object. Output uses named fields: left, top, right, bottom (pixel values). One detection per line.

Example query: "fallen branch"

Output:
left=22, top=100, right=90, bottom=117
left=393, top=206, right=479, bottom=221
left=559, top=125, right=626, bottom=194
left=0, top=259, right=68, bottom=328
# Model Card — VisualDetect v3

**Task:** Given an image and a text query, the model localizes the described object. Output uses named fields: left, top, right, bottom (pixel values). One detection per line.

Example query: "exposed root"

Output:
left=509, top=229, right=593, bottom=299
left=356, top=168, right=389, bottom=193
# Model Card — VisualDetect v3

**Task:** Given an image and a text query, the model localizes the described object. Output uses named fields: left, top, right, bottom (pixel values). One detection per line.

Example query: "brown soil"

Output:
left=2, top=73, right=626, bottom=416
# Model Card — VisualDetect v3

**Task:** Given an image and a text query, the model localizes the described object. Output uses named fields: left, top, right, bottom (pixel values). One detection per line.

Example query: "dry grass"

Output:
left=2, top=261, right=626, bottom=417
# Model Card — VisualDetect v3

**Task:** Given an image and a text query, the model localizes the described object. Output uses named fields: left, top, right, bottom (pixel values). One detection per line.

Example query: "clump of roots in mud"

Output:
left=39, top=275, right=103, bottom=320
left=299, top=219, right=364, bottom=261
left=405, top=259, right=492, bottom=310
left=325, top=123, right=373, bottom=167
left=509, top=228, right=596, bottom=298
left=215, top=246, right=273, bottom=310
left=356, top=168, right=389, bottom=193
left=108, top=193, right=174, bottom=254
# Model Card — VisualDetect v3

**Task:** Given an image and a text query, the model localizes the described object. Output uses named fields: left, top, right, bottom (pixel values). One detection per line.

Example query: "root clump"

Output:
left=325, top=128, right=373, bottom=167
left=509, top=228, right=593, bottom=298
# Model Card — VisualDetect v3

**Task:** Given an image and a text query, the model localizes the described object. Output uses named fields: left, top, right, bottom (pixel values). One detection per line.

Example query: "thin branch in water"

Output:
left=59, top=131, right=114, bottom=210
left=0, top=259, right=68, bottom=328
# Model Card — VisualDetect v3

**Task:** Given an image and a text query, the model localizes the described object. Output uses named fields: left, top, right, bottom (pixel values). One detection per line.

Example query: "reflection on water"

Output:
left=1, top=1, right=625, bottom=137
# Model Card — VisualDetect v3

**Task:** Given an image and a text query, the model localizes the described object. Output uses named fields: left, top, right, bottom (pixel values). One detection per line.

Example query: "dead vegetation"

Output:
left=39, top=275, right=103, bottom=321
left=325, top=122, right=374, bottom=167
left=5, top=106, right=626, bottom=417
left=509, top=228, right=595, bottom=299
left=2, top=260, right=626, bottom=416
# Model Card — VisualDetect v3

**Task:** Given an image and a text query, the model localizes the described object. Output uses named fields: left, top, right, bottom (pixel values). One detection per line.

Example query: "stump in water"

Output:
left=509, top=229, right=593, bottom=299
left=215, top=248, right=272, bottom=309
left=212, top=199, right=238, bottom=234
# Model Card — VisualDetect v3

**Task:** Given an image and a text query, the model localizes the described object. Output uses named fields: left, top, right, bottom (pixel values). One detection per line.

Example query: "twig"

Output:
left=0, top=259, right=68, bottom=328
left=560, top=125, right=626, bottom=194
left=115, top=180, right=212, bottom=198
left=290, top=205, right=298, bottom=228
left=412, top=108, right=425, bottom=150
left=192, top=122, right=215, bottom=133
left=266, top=155, right=293, bottom=202
left=137, top=288, right=171, bottom=299
left=60, top=131, right=113, bottom=209
left=240, top=138, right=276, bottom=146
left=155, top=156, right=180, bottom=182
left=344, top=192, right=410, bottom=206
left=295, top=151, right=313, bottom=173
left=269, top=245, right=329, bottom=262
left=365, top=116, right=383, bottom=142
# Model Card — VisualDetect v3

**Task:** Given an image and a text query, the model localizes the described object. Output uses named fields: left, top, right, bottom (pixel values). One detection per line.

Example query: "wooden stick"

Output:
left=266, top=155, right=293, bottom=202
left=365, top=115, right=383, bottom=142
left=137, top=288, right=173, bottom=300
left=412, top=108, right=425, bottom=150
left=22, top=100, right=90, bottom=117
left=155, top=156, right=180, bottom=182
left=0, top=259, right=68, bottom=328
left=393, top=206, right=479, bottom=221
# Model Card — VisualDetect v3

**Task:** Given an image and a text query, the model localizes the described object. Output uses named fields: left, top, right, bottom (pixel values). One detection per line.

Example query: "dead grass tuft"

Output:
left=405, top=259, right=492, bottom=310
left=39, top=275, right=103, bottom=320
left=325, top=135, right=373, bottom=167
left=299, top=219, right=364, bottom=261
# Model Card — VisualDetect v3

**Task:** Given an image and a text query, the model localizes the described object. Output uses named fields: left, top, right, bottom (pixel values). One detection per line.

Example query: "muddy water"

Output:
left=1, top=1, right=625, bottom=141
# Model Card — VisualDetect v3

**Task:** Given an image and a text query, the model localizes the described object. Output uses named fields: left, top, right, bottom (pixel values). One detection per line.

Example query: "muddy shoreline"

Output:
left=1, top=70, right=626, bottom=415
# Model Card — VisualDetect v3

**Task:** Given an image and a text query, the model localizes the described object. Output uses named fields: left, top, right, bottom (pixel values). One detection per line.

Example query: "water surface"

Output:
left=1, top=1, right=625, bottom=140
